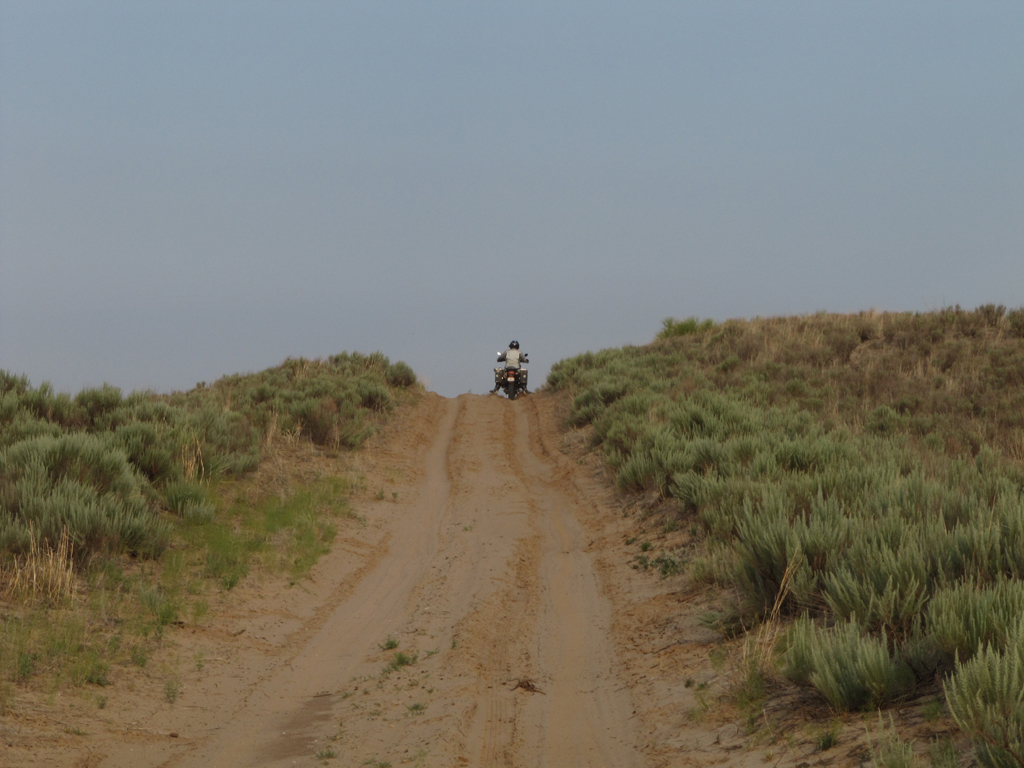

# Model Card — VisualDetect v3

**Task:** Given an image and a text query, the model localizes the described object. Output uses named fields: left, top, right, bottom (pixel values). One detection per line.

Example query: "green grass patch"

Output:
left=1, top=609, right=112, bottom=689
left=382, top=651, right=418, bottom=676
left=190, top=475, right=352, bottom=584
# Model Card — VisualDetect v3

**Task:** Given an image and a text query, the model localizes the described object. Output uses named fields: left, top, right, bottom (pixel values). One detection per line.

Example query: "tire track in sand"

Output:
left=454, top=394, right=640, bottom=767
left=137, top=396, right=464, bottom=768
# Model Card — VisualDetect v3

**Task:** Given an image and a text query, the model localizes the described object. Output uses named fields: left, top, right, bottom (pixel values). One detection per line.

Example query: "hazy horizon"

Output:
left=2, top=2, right=1022, bottom=397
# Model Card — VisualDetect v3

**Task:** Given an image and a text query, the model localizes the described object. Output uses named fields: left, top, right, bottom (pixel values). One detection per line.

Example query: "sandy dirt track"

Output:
left=7, top=391, right=809, bottom=768
left=94, top=392, right=648, bottom=768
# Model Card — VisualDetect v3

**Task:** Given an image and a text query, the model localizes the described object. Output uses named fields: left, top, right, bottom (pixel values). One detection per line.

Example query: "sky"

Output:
left=1, top=2, right=1022, bottom=397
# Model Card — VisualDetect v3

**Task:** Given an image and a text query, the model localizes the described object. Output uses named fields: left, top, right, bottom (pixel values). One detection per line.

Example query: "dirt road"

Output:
left=6, top=391, right=788, bottom=768
left=4, top=392, right=935, bottom=768
left=88, top=392, right=649, bottom=767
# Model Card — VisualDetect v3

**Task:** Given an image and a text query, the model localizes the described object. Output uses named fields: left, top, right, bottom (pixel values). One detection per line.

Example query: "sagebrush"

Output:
left=549, top=306, right=1024, bottom=755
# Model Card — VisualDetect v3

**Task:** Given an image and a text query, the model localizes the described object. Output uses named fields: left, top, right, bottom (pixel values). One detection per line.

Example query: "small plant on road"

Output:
left=868, top=714, right=916, bottom=768
left=378, top=635, right=398, bottom=650
left=815, top=722, right=840, bottom=751
left=392, top=651, right=416, bottom=668
left=381, top=651, right=417, bottom=676
left=163, top=677, right=180, bottom=704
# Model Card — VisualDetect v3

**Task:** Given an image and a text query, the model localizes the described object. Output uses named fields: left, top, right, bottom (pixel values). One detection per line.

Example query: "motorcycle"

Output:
left=494, top=353, right=529, bottom=400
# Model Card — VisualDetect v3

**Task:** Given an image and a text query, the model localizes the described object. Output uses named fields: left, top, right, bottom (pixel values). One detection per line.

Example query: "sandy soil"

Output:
left=1, top=391, right=953, bottom=767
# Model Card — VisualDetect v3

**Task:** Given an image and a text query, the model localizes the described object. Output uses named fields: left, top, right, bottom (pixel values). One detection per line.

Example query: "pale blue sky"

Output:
left=2, top=2, right=1022, bottom=396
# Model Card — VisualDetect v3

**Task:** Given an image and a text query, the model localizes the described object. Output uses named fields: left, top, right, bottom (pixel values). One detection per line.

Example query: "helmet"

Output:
left=509, top=340, right=520, bottom=349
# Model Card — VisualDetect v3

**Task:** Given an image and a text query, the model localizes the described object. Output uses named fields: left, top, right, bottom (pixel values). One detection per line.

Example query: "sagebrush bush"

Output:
left=162, top=480, right=207, bottom=517
left=113, top=421, right=179, bottom=482
left=0, top=433, right=168, bottom=559
left=74, top=385, right=124, bottom=429
left=783, top=618, right=915, bottom=711
left=386, top=361, right=417, bottom=387
left=0, top=356, right=408, bottom=699
left=0, top=352, right=418, bottom=563
left=658, top=316, right=716, bottom=339
left=929, top=580, right=1024, bottom=663
left=1007, top=309, right=1024, bottom=339
left=946, top=623, right=1024, bottom=768
left=548, top=305, right=1024, bottom=727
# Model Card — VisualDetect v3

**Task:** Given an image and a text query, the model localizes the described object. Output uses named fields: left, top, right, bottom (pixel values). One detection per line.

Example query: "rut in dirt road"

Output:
left=105, top=393, right=640, bottom=768
left=453, top=395, right=640, bottom=767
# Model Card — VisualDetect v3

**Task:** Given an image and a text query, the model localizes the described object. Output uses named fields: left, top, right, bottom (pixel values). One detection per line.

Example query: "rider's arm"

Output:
left=497, top=351, right=507, bottom=362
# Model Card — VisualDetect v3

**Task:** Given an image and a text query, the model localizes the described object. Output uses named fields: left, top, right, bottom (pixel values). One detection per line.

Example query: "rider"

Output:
left=491, top=340, right=529, bottom=393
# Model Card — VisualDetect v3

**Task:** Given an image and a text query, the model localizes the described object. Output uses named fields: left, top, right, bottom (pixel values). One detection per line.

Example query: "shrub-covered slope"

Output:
left=548, top=306, right=1024, bottom=766
left=0, top=352, right=418, bottom=563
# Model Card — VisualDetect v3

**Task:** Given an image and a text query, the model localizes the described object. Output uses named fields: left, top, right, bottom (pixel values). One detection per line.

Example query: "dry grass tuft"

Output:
left=181, top=435, right=205, bottom=481
left=744, top=549, right=800, bottom=680
left=3, top=528, right=75, bottom=604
